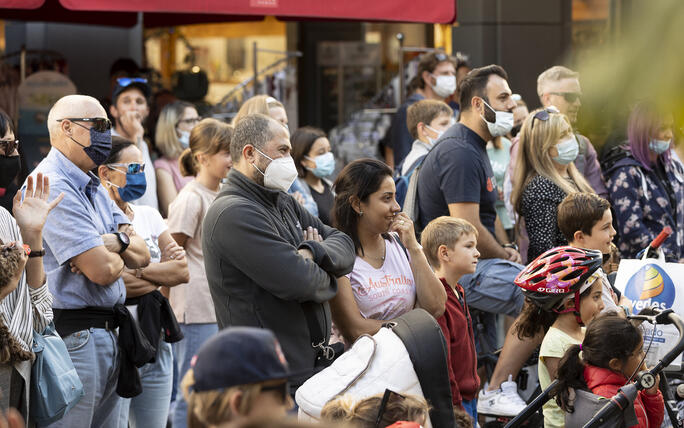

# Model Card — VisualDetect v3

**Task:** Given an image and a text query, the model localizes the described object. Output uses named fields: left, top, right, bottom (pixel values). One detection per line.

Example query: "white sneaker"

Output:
left=477, top=375, right=528, bottom=417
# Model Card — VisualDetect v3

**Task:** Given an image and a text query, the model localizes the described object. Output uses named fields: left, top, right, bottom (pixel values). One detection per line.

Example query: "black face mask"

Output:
left=510, top=124, right=522, bottom=138
left=0, top=155, right=20, bottom=188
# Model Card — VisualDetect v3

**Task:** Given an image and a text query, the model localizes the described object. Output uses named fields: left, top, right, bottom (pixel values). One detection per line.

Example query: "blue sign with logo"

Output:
left=624, top=264, right=676, bottom=312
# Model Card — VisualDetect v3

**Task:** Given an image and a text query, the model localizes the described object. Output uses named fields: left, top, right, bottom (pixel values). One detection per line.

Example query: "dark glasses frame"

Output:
left=56, top=117, right=112, bottom=133
left=0, top=139, right=19, bottom=156
left=375, top=389, right=405, bottom=428
left=117, top=77, right=148, bottom=88
left=107, top=162, right=146, bottom=175
left=177, top=117, right=202, bottom=126
left=549, top=91, right=581, bottom=103
left=260, top=381, right=290, bottom=403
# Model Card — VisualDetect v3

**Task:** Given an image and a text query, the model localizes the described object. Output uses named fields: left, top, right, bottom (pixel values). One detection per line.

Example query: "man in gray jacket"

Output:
left=203, top=113, right=355, bottom=388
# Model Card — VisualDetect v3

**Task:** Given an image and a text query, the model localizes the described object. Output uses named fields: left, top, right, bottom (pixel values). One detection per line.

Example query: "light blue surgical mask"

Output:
left=305, top=152, right=335, bottom=178
left=649, top=139, right=671, bottom=155
left=178, top=131, right=190, bottom=148
left=553, top=136, right=579, bottom=165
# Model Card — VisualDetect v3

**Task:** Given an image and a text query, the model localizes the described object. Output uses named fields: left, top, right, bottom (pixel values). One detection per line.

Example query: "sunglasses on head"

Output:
left=117, top=77, right=148, bottom=88
left=107, top=162, right=145, bottom=175
left=549, top=92, right=581, bottom=103
left=375, top=389, right=406, bottom=428
left=530, top=106, right=561, bottom=130
left=0, top=139, right=18, bottom=156
left=260, top=381, right=290, bottom=403
left=56, top=117, right=112, bottom=133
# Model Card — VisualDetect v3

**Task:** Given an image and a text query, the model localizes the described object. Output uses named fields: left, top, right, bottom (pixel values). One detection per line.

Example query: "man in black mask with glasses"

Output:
left=24, top=95, right=150, bottom=428
left=537, top=65, right=608, bottom=198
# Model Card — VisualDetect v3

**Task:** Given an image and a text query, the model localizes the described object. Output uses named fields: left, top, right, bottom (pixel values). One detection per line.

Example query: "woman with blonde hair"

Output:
left=154, top=101, right=200, bottom=217
left=232, top=95, right=288, bottom=128
left=168, top=118, right=233, bottom=428
left=182, top=327, right=293, bottom=428
left=511, top=107, right=594, bottom=262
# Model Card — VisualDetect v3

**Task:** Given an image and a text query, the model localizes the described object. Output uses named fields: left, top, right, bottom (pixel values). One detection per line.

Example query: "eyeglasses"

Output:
left=116, top=77, right=148, bottom=88
left=375, top=389, right=405, bottom=428
left=177, top=117, right=201, bottom=126
left=0, top=139, right=18, bottom=156
left=260, top=381, right=290, bottom=403
left=530, top=106, right=560, bottom=130
left=549, top=92, right=581, bottom=103
left=107, top=162, right=145, bottom=175
left=56, top=118, right=112, bottom=133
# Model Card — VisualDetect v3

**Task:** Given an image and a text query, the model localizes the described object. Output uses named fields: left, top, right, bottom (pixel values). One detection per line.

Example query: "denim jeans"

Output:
left=118, top=339, right=173, bottom=428
left=171, top=323, right=218, bottom=428
left=45, top=328, right=122, bottom=428
left=462, top=398, right=478, bottom=424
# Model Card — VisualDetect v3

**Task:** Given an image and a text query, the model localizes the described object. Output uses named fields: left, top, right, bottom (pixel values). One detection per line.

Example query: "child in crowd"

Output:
left=420, top=216, right=480, bottom=422
left=554, top=313, right=664, bottom=427
left=401, top=100, right=454, bottom=175
left=321, top=391, right=430, bottom=428
left=557, top=192, right=631, bottom=313
left=181, top=327, right=293, bottom=428
left=514, top=246, right=605, bottom=428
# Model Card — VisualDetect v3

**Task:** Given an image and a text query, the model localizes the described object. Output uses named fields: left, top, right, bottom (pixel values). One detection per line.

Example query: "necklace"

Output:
left=363, top=241, right=387, bottom=261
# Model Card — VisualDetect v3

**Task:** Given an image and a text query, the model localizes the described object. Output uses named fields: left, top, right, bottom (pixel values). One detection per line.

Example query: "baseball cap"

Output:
left=191, top=327, right=290, bottom=392
left=112, top=77, right=150, bottom=103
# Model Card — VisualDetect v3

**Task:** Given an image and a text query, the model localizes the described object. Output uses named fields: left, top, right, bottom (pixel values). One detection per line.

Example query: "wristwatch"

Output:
left=27, top=247, right=45, bottom=258
left=135, top=268, right=144, bottom=279
left=114, top=232, right=130, bottom=254
left=503, top=243, right=519, bottom=251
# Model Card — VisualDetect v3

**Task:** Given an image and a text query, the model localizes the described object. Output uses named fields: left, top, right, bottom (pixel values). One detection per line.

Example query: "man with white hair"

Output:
left=25, top=95, right=150, bottom=427
left=537, top=65, right=608, bottom=197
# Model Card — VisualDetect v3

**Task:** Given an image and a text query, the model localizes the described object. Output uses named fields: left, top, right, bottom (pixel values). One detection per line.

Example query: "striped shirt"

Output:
left=0, top=207, right=53, bottom=352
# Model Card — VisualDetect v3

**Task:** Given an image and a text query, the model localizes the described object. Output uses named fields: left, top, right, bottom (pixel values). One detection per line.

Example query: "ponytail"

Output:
left=553, top=344, right=587, bottom=412
left=514, top=299, right=558, bottom=340
left=178, top=147, right=197, bottom=177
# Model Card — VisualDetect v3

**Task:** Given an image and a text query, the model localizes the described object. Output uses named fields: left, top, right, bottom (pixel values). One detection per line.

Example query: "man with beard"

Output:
left=202, top=113, right=355, bottom=391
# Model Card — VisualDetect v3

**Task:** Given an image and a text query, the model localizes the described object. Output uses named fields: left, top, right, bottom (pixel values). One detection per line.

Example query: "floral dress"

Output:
left=605, top=151, right=684, bottom=261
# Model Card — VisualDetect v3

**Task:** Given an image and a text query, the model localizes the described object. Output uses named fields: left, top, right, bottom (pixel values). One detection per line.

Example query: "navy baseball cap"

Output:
left=191, top=327, right=290, bottom=392
left=112, top=77, right=150, bottom=103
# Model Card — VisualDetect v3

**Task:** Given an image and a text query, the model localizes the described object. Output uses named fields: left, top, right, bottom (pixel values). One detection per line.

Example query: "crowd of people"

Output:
left=0, top=50, right=681, bottom=428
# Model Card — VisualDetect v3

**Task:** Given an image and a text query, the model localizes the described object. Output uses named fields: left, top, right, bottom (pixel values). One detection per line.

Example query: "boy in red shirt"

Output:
left=421, top=216, right=481, bottom=423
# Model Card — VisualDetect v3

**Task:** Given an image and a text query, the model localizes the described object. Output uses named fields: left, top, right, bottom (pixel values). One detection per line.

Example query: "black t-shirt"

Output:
left=417, top=123, right=498, bottom=235
left=310, top=181, right=334, bottom=227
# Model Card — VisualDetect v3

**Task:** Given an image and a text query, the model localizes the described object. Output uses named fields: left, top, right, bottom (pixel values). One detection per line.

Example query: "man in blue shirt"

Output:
left=26, top=95, right=150, bottom=427
left=417, top=65, right=529, bottom=417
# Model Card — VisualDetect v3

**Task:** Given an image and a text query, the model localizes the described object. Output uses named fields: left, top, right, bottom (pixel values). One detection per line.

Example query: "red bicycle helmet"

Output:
left=515, top=246, right=603, bottom=318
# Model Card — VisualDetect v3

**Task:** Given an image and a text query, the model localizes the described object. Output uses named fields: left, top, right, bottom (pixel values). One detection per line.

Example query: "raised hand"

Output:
left=12, top=173, right=64, bottom=237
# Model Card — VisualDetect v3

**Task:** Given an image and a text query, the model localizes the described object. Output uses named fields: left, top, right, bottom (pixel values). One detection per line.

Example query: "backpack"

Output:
left=394, top=154, right=427, bottom=220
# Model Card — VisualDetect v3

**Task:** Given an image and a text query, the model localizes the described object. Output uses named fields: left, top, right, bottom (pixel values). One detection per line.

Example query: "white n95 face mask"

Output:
left=481, top=99, right=514, bottom=137
left=431, top=75, right=457, bottom=98
left=253, top=148, right=298, bottom=192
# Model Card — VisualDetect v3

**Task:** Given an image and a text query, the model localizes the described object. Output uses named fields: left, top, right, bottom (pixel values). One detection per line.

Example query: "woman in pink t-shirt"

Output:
left=154, top=101, right=199, bottom=217
left=330, top=159, right=446, bottom=343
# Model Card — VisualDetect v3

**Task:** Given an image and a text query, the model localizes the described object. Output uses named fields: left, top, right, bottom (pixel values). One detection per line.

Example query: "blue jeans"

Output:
left=45, top=328, right=122, bottom=428
left=171, top=323, right=218, bottom=428
left=462, top=398, right=477, bottom=424
left=118, top=339, right=173, bottom=428
left=460, top=258, right=525, bottom=354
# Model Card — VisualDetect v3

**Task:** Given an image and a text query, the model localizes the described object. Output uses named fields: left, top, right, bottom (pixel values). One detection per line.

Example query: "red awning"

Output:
left=0, top=0, right=44, bottom=8
left=60, top=0, right=456, bottom=24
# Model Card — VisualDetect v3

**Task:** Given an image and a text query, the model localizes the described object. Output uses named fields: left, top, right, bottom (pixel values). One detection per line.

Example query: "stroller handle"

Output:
left=649, top=226, right=673, bottom=250
left=584, top=309, right=684, bottom=428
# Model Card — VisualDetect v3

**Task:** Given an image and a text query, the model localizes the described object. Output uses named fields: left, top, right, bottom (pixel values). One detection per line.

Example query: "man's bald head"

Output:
left=47, top=95, right=107, bottom=139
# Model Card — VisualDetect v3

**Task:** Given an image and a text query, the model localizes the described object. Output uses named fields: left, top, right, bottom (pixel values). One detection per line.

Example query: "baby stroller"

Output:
left=295, top=309, right=456, bottom=428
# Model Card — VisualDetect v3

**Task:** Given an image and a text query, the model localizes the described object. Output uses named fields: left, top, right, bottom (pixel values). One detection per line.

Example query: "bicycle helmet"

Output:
left=515, top=246, right=603, bottom=324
